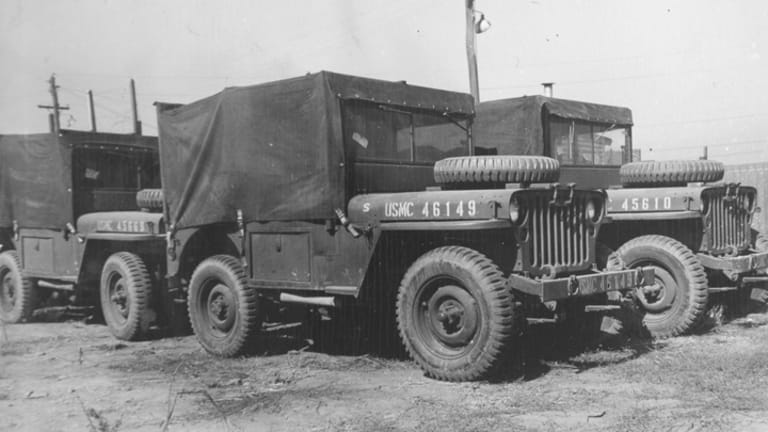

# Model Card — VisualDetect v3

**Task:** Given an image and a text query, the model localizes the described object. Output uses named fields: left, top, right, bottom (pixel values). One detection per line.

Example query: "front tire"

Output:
left=188, top=255, right=262, bottom=357
left=0, top=250, right=37, bottom=323
left=100, top=252, right=153, bottom=340
left=611, top=235, right=708, bottom=338
left=396, top=246, right=523, bottom=381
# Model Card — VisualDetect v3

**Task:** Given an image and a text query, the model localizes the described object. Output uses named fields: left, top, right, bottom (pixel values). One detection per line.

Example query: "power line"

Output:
left=642, top=113, right=768, bottom=128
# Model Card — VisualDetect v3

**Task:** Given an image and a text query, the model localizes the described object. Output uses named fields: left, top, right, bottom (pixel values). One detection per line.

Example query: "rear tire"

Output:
left=188, top=255, right=262, bottom=357
left=0, top=250, right=37, bottom=323
left=396, top=246, right=523, bottom=381
left=611, top=235, right=708, bottom=338
left=100, top=252, right=153, bottom=340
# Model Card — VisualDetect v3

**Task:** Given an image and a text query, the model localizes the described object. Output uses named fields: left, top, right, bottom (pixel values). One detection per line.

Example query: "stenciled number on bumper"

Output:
left=618, top=196, right=672, bottom=211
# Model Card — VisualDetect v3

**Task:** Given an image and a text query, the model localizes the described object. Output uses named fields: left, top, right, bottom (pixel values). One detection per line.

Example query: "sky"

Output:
left=1, top=0, right=767, bottom=164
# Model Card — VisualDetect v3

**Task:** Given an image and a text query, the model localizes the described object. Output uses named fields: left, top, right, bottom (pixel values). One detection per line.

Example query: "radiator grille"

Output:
left=520, top=191, right=594, bottom=275
left=703, top=188, right=753, bottom=255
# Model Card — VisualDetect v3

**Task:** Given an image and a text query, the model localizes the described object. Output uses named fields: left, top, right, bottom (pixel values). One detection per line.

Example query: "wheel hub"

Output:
left=109, top=278, right=129, bottom=319
left=207, top=284, right=235, bottom=333
left=424, top=284, right=478, bottom=348
left=635, top=265, right=676, bottom=313
left=1, top=273, right=16, bottom=311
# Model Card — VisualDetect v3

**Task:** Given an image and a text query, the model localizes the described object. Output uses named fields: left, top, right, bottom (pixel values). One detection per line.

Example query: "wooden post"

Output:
left=465, top=0, right=480, bottom=105
left=130, top=78, right=142, bottom=135
left=87, top=90, right=97, bottom=132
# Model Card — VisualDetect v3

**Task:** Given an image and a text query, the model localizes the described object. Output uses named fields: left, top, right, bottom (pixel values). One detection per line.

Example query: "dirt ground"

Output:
left=2, top=309, right=768, bottom=432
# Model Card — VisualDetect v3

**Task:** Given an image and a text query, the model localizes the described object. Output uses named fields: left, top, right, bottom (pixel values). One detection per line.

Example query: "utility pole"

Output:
left=87, top=90, right=97, bottom=132
left=37, top=74, right=69, bottom=134
left=130, top=78, right=142, bottom=135
left=465, top=0, right=480, bottom=105
left=465, top=1, right=490, bottom=106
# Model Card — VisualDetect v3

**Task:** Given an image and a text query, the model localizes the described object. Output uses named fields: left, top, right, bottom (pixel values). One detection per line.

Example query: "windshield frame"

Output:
left=545, top=115, right=633, bottom=167
left=341, top=99, right=473, bottom=165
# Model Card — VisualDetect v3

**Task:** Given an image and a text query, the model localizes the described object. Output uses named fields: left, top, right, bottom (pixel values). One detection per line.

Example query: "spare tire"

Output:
left=620, top=160, right=724, bottom=187
left=136, top=189, right=164, bottom=211
left=434, top=156, right=559, bottom=186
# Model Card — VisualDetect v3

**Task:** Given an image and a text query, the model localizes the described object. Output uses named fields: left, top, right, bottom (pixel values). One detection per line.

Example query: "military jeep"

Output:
left=474, top=95, right=768, bottom=338
left=142, top=72, right=654, bottom=381
left=0, top=130, right=162, bottom=337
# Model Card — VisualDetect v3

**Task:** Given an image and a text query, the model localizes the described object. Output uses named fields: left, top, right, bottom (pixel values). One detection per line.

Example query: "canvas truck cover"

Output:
left=474, top=96, right=633, bottom=156
left=0, top=131, right=158, bottom=230
left=157, top=71, right=474, bottom=230
left=0, top=133, right=71, bottom=229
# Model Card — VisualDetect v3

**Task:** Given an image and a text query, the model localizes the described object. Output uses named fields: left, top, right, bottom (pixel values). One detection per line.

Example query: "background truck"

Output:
left=139, top=71, right=653, bottom=381
left=473, top=95, right=768, bottom=338
left=0, top=130, right=163, bottom=340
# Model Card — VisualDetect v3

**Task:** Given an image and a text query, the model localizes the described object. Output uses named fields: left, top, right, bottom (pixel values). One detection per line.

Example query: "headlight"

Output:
left=742, top=195, right=754, bottom=212
left=509, top=197, right=522, bottom=224
left=700, top=199, right=710, bottom=215
left=586, top=198, right=601, bottom=222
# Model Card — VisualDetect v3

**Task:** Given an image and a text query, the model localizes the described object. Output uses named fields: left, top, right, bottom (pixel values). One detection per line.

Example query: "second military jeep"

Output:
left=135, top=72, right=653, bottom=381
left=474, top=95, right=768, bottom=338
left=0, top=130, right=163, bottom=335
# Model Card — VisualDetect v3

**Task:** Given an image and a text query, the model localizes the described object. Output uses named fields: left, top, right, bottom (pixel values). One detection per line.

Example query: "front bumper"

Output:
left=697, top=251, right=768, bottom=274
left=507, top=267, right=655, bottom=302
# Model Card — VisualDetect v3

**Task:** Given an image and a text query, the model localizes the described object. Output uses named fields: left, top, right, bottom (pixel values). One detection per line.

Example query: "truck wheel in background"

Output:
left=396, top=246, right=523, bottom=381
left=0, top=250, right=37, bottom=323
left=611, top=235, right=708, bottom=338
left=100, top=252, right=153, bottom=340
left=188, top=255, right=262, bottom=357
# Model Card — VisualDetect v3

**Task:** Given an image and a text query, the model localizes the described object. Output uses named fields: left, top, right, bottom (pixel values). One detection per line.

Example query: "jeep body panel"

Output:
left=78, top=211, right=166, bottom=239
left=606, top=185, right=706, bottom=217
left=17, top=227, right=80, bottom=281
left=243, top=220, right=372, bottom=295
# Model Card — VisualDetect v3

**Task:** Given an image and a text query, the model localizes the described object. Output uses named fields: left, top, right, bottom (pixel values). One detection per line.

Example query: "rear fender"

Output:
left=173, top=225, right=241, bottom=280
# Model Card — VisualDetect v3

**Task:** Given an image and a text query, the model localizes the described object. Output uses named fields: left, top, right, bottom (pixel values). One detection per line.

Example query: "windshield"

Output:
left=342, top=100, right=471, bottom=163
left=549, top=117, right=631, bottom=166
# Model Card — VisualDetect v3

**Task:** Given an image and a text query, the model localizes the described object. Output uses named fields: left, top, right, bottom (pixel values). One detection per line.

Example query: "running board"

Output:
left=37, top=280, right=75, bottom=291
left=708, top=286, right=739, bottom=293
left=279, top=293, right=336, bottom=307
left=584, top=305, right=622, bottom=312
left=526, top=318, right=558, bottom=325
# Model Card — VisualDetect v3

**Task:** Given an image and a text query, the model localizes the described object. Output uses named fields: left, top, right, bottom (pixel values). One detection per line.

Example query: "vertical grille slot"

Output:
left=524, top=192, right=591, bottom=273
